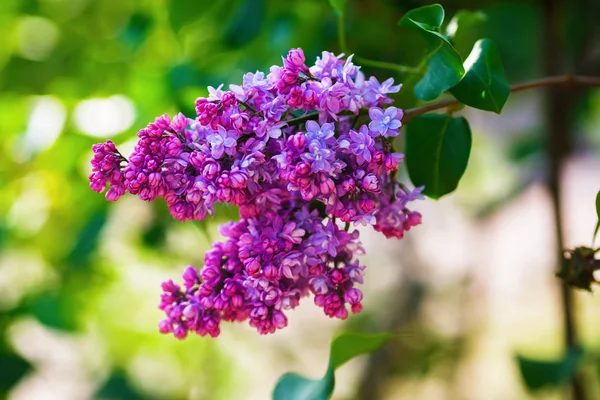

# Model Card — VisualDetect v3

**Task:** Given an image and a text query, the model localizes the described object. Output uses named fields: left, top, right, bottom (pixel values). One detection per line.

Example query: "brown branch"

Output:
left=402, top=74, right=600, bottom=123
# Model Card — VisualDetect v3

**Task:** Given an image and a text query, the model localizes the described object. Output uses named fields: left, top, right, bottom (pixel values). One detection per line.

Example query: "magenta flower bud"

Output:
left=362, top=174, right=380, bottom=192
left=282, top=69, right=298, bottom=85
left=263, top=264, right=278, bottom=279
left=406, top=211, right=422, bottom=228
left=250, top=305, right=268, bottom=319
left=372, top=150, right=385, bottom=164
left=344, top=288, right=363, bottom=305
left=221, top=91, right=237, bottom=108
left=154, top=114, right=171, bottom=131
left=303, top=89, right=317, bottom=107
left=216, top=187, right=232, bottom=202
left=319, top=178, right=335, bottom=195
left=158, top=319, right=173, bottom=333
left=314, top=294, right=326, bottom=307
left=329, top=269, right=345, bottom=285
left=213, top=295, right=228, bottom=310
left=359, top=198, right=376, bottom=213
left=231, top=294, right=243, bottom=309
left=229, top=171, right=247, bottom=189
left=272, top=310, right=288, bottom=330
left=183, top=304, right=198, bottom=319
left=200, top=265, right=220, bottom=282
left=105, top=187, right=123, bottom=201
left=285, top=48, right=306, bottom=68
left=295, top=161, right=311, bottom=176
left=173, top=324, right=188, bottom=340
left=385, top=153, right=404, bottom=172
left=289, top=132, right=306, bottom=150
left=287, top=86, right=303, bottom=108
left=244, top=258, right=261, bottom=276
left=182, top=265, right=199, bottom=288
left=189, top=151, right=205, bottom=169
left=309, top=276, right=329, bottom=295
left=335, top=307, right=349, bottom=320
left=166, top=138, right=182, bottom=157
left=341, top=177, right=355, bottom=194
left=261, top=288, right=281, bottom=306
left=216, top=171, right=231, bottom=187
left=148, top=172, right=162, bottom=188
left=230, top=112, right=249, bottom=131
left=202, top=160, right=220, bottom=179
left=352, top=169, right=366, bottom=180
left=171, top=113, right=188, bottom=133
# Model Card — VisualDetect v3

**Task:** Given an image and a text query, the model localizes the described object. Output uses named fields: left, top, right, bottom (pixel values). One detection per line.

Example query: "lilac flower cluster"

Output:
left=89, top=48, right=423, bottom=338
left=158, top=197, right=366, bottom=338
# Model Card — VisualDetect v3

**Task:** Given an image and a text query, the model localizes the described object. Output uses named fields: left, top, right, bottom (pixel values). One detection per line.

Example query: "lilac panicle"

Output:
left=88, top=48, right=424, bottom=338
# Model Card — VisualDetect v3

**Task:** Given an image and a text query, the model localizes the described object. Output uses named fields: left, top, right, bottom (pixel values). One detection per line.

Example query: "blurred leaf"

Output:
left=120, top=13, right=153, bottom=50
left=0, top=351, right=32, bottom=392
left=27, top=292, right=78, bottom=332
left=450, top=39, right=509, bottom=113
left=398, top=4, right=464, bottom=101
left=327, top=0, right=347, bottom=16
left=223, top=0, right=265, bottom=48
left=272, top=332, right=394, bottom=400
left=517, top=347, right=583, bottom=391
left=168, top=0, right=211, bottom=32
left=66, top=209, right=107, bottom=269
left=446, top=10, right=487, bottom=58
left=96, top=372, right=145, bottom=400
left=594, top=191, right=600, bottom=243
left=405, top=114, right=472, bottom=199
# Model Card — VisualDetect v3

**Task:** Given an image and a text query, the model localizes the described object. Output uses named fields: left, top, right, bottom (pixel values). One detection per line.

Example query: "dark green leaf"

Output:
left=27, top=292, right=78, bottom=332
left=450, top=39, right=510, bottom=113
left=517, top=347, right=583, bottom=391
left=0, top=351, right=32, bottom=391
left=399, top=4, right=464, bottom=101
left=66, top=209, right=107, bottom=269
left=405, top=114, right=472, bottom=199
left=168, top=0, right=211, bottom=32
left=96, top=372, right=145, bottom=400
left=223, top=0, right=265, bottom=48
left=327, top=0, right=347, bottom=16
left=120, top=13, right=153, bottom=50
left=272, top=332, right=394, bottom=400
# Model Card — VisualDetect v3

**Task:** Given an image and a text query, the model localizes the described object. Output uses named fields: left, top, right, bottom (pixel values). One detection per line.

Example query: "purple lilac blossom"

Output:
left=88, top=48, right=423, bottom=338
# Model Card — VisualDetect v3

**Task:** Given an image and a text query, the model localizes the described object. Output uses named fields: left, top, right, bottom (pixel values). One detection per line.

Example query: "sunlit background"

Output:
left=2, top=0, right=600, bottom=399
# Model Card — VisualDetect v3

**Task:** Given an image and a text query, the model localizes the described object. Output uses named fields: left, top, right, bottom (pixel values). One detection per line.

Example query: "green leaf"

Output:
left=405, top=114, right=472, bottom=199
left=272, top=332, right=394, bottom=400
left=0, top=351, right=32, bottom=392
left=399, top=4, right=464, bottom=101
left=66, top=209, right=107, bottom=270
left=327, top=0, right=347, bottom=16
left=450, top=39, right=510, bottom=113
left=594, top=190, right=600, bottom=244
left=223, top=0, right=265, bottom=48
left=517, top=347, right=583, bottom=391
left=167, top=0, right=211, bottom=32
left=120, top=13, right=153, bottom=50
left=445, top=10, right=487, bottom=58
left=96, top=372, right=145, bottom=400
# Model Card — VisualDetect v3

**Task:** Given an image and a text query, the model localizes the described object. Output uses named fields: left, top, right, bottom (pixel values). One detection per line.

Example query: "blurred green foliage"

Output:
left=1, top=0, right=599, bottom=399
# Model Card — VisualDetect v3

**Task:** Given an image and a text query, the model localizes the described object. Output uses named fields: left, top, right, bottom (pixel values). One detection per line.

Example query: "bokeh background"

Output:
left=2, top=0, right=600, bottom=399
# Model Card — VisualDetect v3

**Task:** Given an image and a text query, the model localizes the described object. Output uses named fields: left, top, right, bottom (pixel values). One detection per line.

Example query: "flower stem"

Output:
left=402, top=74, right=600, bottom=122
left=354, top=56, right=422, bottom=75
